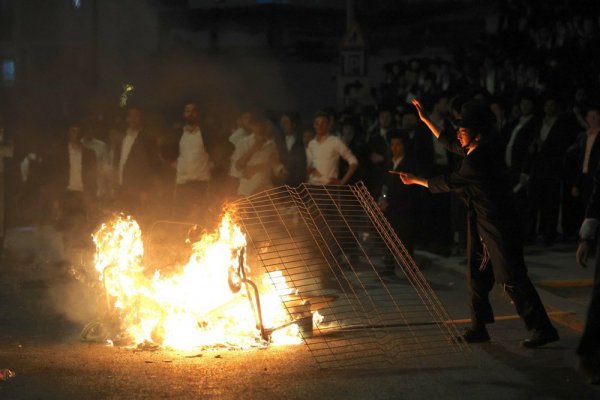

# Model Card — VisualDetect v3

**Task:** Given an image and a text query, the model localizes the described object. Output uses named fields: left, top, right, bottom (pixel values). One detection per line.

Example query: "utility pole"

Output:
left=346, top=0, right=355, bottom=31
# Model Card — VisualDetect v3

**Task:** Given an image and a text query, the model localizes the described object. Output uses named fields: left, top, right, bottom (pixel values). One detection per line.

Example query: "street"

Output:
left=1, top=244, right=599, bottom=399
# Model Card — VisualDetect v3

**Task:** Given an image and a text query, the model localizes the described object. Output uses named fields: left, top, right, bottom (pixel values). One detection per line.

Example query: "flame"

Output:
left=91, top=210, right=306, bottom=350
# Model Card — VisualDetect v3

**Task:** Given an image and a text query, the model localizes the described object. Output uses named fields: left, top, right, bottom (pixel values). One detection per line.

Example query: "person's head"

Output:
left=490, top=97, right=508, bottom=122
left=183, top=102, right=200, bottom=126
left=389, top=133, right=405, bottom=159
left=401, top=109, right=419, bottom=131
left=378, top=108, right=393, bottom=130
left=586, top=105, right=600, bottom=129
left=313, top=111, right=332, bottom=137
left=126, top=106, right=143, bottom=130
left=302, top=127, right=315, bottom=148
left=279, top=112, right=300, bottom=136
left=239, top=110, right=253, bottom=132
left=68, top=122, right=83, bottom=144
left=543, top=97, right=561, bottom=118
left=250, top=114, right=273, bottom=141
left=455, top=100, right=496, bottom=150
left=519, top=97, right=535, bottom=117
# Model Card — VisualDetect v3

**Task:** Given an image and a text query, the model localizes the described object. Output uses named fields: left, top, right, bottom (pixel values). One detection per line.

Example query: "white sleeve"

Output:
left=580, top=218, right=600, bottom=239
left=306, top=142, right=315, bottom=168
left=335, top=137, right=358, bottom=165
left=230, top=138, right=250, bottom=178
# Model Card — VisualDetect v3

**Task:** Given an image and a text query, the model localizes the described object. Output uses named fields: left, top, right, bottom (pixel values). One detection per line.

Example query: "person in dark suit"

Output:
left=49, top=122, right=97, bottom=245
left=575, top=162, right=600, bottom=385
left=114, top=106, right=157, bottom=215
left=527, top=95, right=577, bottom=245
left=503, top=91, right=540, bottom=242
left=572, top=105, right=600, bottom=219
left=365, top=107, right=396, bottom=199
left=400, top=99, right=559, bottom=347
left=379, top=132, right=418, bottom=256
left=274, top=111, right=306, bottom=187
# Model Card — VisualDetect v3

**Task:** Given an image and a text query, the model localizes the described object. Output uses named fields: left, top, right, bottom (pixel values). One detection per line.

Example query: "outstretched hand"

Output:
left=411, top=98, right=426, bottom=122
left=389, top=170, right=417, bottom=185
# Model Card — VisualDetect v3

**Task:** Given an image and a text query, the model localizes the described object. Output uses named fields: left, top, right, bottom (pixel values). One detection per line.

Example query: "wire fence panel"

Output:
left=234, top=182, right=467, bottom=368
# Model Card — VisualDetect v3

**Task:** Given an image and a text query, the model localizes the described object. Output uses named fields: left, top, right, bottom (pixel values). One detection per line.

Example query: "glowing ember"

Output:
left=91, top=210, right=307, bottom=350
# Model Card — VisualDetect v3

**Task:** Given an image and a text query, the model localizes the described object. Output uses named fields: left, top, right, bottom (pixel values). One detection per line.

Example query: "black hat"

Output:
left=455, top=100, right=496, bottom=136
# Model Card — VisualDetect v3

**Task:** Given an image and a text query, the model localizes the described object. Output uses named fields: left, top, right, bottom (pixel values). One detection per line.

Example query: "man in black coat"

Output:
left=399, top=99, right=559, bottom=347
left=575, top=162, right=600, bottom=385
left=527, top=95, right=577, bottom=245
left=379, top=132, right=418, bottom=256
left=115, top=106, right=157, bottom=214
left=274, top=112, right=306, bottom=187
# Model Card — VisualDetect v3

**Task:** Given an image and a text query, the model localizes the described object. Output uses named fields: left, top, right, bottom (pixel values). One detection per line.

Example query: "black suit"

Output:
left=48, top=142, right=97, bottom=236
left=383, top=156, right=418, bottom=255
left=504, top=116, right=539, bottom=180
left=115, top=131, right=157, bottom=212
left=528, top=115, right=575, bottom=242
left=574, top=132, right=600, bottom=207
left=366, top=129, right=392, bottom=199
left=50, top=143, right=97, bottom=197
left=428, top=131, right=554, bottom=331
left=274, top=132, right=306, bottom=187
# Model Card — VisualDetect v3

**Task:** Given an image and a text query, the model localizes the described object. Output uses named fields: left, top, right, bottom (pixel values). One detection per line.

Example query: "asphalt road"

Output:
left=1, top=247, right=600, bottom=400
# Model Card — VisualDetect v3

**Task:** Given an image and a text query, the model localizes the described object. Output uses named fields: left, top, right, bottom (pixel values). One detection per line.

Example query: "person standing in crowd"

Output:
left=527, top=95, right=575, bottom=246
left=306, top=111, right=358, bottom=186
left=572, top=104, right=600, bottom=218
left=275, top=111, right=306, bottom=187
left=229, top=109, right=254, bottom=190
left=575, top=162, right=600, bottom=385
left=231, top=115, right=284, bottom=197
left=379, top=132, right=417, bottom=256
left=400, top=99, right=559, bottom=347
left=504, top=91, right=539, bottom=241
left=174, top=102, right=213, bottom=220
left=50, top=122, right=97, bottom=247
left=366, top=107, right=395, bottom=198
left=115, top=106, right=156, bottom=214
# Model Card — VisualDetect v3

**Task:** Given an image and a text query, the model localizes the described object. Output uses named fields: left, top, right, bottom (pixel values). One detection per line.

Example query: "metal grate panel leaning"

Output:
left=233, top=182, right=467, bottom=369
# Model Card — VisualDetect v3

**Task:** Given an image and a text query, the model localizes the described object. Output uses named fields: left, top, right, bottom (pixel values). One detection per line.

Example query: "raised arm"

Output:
left=412, top=98, right=441, bottom=139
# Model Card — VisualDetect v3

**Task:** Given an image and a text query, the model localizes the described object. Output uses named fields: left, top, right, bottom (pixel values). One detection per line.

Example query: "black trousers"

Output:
left=529, top=177, right=561, bottom=242
left=577, top=248, right=600, bottom=356
left=467, top=213, right=554, bottom=331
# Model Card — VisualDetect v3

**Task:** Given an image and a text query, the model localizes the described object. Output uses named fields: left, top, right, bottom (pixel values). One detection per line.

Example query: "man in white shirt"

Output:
left=231, top=116, right=284, bottom=197
left=228, top=110, right=254, bottom=194
left=174, top=103, right=212, bottom=219
left=306, top=111, right=358, bottom=185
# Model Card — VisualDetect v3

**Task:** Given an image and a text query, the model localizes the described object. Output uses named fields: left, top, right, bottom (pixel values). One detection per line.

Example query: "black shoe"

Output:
left=521, top=328, right=559, bottom=348
left=456, top=326, right=490, bottom=343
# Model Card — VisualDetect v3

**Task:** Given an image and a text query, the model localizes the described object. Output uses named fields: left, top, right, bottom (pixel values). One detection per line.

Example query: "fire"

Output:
left=91, top=210, right=306, bottom=350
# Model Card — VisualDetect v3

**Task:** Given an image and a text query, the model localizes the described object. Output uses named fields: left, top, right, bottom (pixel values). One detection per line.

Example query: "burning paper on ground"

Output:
left=84, top=209, right=321, bottom=351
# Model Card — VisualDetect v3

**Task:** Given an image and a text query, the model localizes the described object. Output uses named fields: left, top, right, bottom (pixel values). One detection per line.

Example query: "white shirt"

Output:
left=67, top=143, right=84, bottom=192
left=392, top=156, right=404, bottom=170
left=583, top=131, right=599, bottom=174
left=306, top=135, right=358, bottom=184
left=176, top=126, right=211, bottom=184
left=505, top=115, right=532, bottom=167
left=119, top=129, right=139, bottom=185
left=285, top=134, right=296, bottom=152
left=540, top=116, right=557, bottom=143
left=231, top=134, right=281, bottom=197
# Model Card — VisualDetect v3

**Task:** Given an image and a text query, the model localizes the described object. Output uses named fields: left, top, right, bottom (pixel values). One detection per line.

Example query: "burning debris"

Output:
left=81, top=209, right=322, bottom=351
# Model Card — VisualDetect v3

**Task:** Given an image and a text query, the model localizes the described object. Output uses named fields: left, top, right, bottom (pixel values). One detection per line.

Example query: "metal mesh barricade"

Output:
left=234, top=182, right=466, bottom=368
